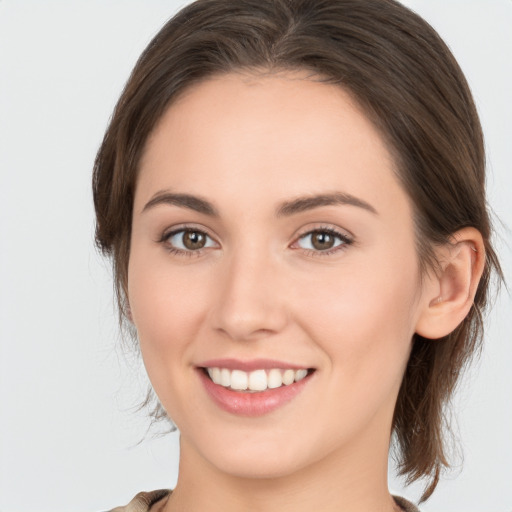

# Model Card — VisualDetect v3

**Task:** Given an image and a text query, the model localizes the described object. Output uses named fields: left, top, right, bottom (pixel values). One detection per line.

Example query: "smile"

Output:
left=198, top=361, right=315, bottom=416
left=205, top=367, right=309, bottom=392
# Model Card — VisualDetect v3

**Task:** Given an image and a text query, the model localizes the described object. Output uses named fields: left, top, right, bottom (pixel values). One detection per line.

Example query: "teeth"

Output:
left=230, top=370, right=248, bottom=390
left=267, top=368, right=283, bottom=389
left=206, top=367, right=310, bottom=391
left=210, top=367, right=221, bottom=385
left=248, top=369, right=267, bottom=391
left=295, top=369, right=308, bottom=382
left=220, top=368, right=231, bottom=387
left=282, top=369, right=295, bottom=385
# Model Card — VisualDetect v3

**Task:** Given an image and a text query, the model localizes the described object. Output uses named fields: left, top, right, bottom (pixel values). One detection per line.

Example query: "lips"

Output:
left=197, top=359, right=315, bottom=416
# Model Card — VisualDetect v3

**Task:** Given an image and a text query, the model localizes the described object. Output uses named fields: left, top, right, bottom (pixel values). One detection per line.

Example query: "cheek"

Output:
left=127, top=251, right=211, bottom=367
left=294, top=251, right=420, bottom=379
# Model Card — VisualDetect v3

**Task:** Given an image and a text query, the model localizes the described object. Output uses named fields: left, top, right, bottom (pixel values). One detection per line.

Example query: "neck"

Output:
left=165, top=427, right=399, bottom=512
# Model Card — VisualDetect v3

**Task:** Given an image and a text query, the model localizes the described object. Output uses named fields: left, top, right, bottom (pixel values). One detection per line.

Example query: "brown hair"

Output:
left=93, top=0, right=502, bottom=502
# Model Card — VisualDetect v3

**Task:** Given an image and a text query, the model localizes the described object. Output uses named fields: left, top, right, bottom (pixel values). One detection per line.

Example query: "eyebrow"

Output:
left=142, top=191, right=219, bottom=216
left=142, top=190, right=377, bottom=217
left=276, top=192, right=378, bottom=217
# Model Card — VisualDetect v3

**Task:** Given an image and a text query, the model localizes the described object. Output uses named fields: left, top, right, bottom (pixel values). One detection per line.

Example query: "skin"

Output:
left=127, top=71, right=483, bottom=512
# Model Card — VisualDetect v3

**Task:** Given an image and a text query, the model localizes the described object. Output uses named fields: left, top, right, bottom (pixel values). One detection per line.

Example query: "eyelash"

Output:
left=158, top=225, right=353, bottom=258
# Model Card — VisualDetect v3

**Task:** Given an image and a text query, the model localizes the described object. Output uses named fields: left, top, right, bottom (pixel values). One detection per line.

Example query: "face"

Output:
left=128, top=71, right=429, bottom=480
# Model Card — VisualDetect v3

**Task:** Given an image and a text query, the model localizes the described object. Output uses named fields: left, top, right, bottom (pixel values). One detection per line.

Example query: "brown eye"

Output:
left=311, top=232, right=335, bottom=250
left=183, top=230, right=206, bottom=250
left=165, top=228, right=216, bottom=252
left=296, top=229, right=350, bottom=253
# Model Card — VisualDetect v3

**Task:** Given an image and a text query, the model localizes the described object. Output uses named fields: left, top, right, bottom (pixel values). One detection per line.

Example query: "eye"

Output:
left=163, top=228, right=217, bottom=253
left=295, top=228, right=352, bottom=253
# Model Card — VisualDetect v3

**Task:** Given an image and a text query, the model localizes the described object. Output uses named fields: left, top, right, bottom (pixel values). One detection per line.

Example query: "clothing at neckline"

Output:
left=107, top=489, right=421, bottom=512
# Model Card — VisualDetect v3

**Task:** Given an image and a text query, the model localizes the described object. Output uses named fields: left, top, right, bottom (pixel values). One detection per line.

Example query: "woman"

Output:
left=93, top=0, right=502, bottom=510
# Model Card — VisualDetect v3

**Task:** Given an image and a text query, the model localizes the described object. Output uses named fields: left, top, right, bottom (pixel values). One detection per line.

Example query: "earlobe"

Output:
left=415, top=227, right=485, bottom=340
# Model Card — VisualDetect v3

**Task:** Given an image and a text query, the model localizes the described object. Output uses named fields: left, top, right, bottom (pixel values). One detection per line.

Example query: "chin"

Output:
left=212, top=454, right=304, bottom=480
left=193, top=432, right=322, bottom=481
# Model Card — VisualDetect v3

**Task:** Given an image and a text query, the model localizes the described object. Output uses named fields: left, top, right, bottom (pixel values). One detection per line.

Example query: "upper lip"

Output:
left=198, top=358, right=312, bottom=372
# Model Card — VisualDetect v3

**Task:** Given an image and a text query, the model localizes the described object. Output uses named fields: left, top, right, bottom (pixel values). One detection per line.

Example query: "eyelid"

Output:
left=159, top=223, right=217, bottom=241
left=293, top=223, right=353, bottom=242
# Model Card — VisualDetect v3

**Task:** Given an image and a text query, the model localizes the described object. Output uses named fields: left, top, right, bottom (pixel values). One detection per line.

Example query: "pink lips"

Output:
left=197, top=359, right=314, bottom=417
left=200, top=358, right=308, bottom=372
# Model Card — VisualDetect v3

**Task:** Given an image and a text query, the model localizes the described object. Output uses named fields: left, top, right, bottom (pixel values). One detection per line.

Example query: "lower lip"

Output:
left=198, top=369, right=313, bottom=417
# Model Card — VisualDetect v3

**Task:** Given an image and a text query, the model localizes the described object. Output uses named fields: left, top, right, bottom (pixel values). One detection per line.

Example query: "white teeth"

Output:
left=295, top=369, right=308, bottom=382
left=206, top=367, right=310, bottom=391
left=248, top=369, right=267, bottom=391
left=220, top=368, right=231, bottom=387
left=282, top=369, right=295, bottom=385
left=267, top=368, right=283, bottom=389
left=208, top=367, right=222, bottom=385
left=230, top=369, right=248, bottom=390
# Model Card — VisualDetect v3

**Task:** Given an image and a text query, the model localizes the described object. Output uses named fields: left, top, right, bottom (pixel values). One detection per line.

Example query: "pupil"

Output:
left=312, top=232, right=334, bottom=250
left=184, top=231, right=205, bottom=250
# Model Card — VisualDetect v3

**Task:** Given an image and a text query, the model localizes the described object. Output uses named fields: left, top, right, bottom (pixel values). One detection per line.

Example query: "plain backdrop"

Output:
left=0, top=1, right=511, bottom=511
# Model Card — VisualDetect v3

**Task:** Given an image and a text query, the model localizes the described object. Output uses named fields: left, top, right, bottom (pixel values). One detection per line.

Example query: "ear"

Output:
left=415, top=227, right=486, bottom=339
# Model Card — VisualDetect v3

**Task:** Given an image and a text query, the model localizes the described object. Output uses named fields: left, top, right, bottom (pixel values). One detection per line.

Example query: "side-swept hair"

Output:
left=93, top=0, right=502, bottom=501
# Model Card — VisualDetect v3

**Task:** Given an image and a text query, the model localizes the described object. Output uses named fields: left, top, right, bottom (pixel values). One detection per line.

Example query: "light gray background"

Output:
left=0, top=1, right=511, bottom=511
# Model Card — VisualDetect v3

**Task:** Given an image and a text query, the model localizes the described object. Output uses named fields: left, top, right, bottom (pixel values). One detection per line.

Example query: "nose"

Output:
left=210, top=249, right=289, bottom=342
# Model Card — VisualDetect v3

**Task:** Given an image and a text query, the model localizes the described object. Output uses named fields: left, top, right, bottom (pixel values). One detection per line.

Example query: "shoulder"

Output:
left=107, top=490, right=171, bottom=512
left=393, top=495, right=421, bottom=512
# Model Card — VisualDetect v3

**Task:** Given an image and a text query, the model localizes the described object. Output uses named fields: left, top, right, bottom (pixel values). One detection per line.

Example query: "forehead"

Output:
left=136, top=71, right=407, bottom=217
